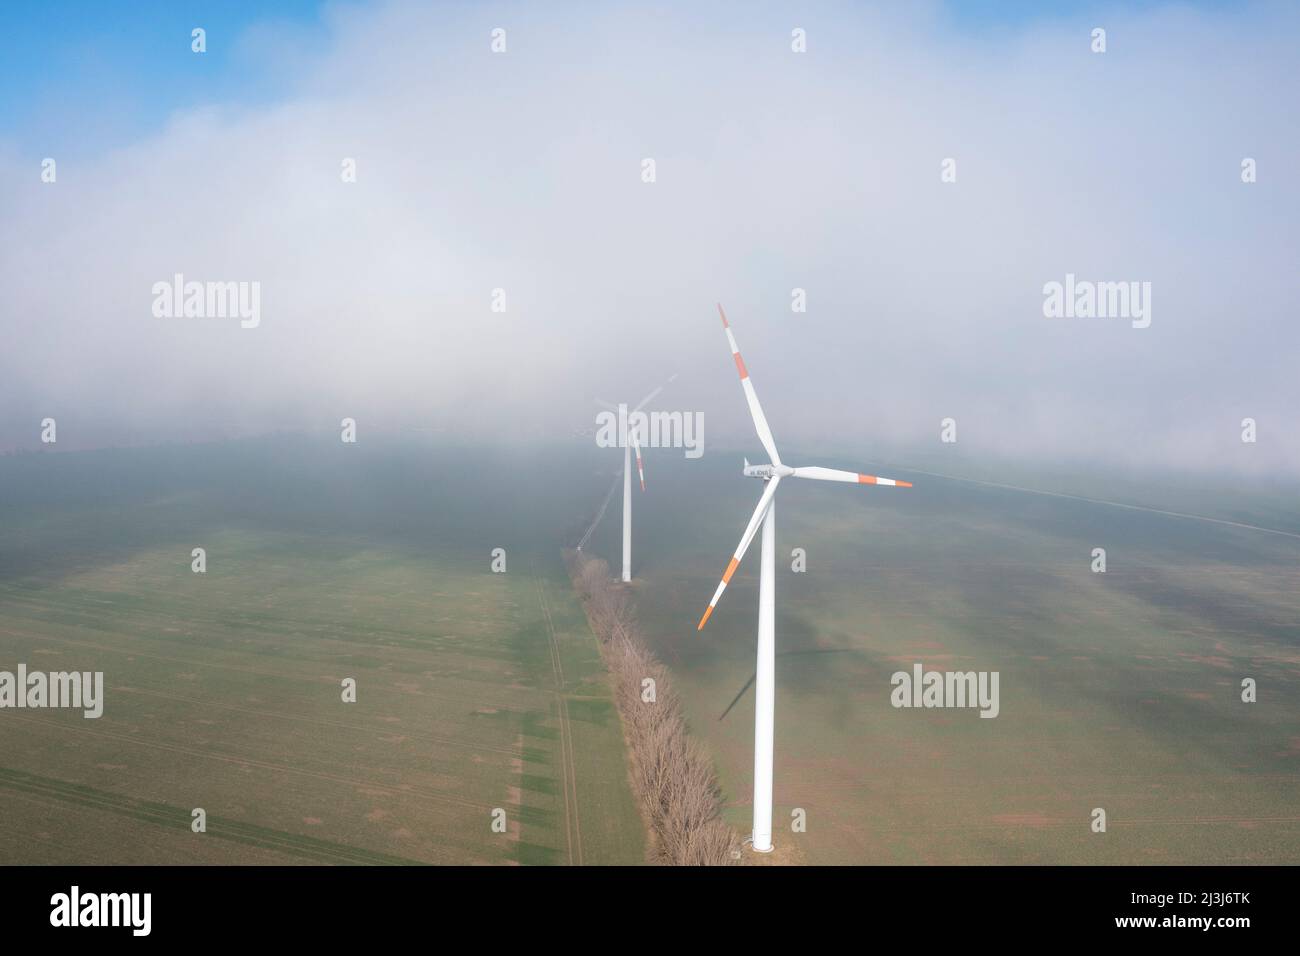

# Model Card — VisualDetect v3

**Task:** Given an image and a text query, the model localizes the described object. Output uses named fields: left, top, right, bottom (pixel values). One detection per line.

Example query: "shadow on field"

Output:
left=717, top=647, right=859, bottom=722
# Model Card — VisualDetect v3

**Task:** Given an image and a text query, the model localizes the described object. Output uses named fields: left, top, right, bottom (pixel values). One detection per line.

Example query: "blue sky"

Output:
left=0, top=0, right=329, bottom=155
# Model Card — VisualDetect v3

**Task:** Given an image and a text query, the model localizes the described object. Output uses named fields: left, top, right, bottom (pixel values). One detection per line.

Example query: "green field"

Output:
left=603, top=449, right=1300, bottom=864
left=0, top=438, right=645, bottom=865
left=4, top=436, right=1297, bottom=866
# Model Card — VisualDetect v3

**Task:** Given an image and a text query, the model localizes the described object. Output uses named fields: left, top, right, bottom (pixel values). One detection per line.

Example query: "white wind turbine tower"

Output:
left=593, top=377, right=675, bottom=582
left=696, top=304, right=912, bottom=854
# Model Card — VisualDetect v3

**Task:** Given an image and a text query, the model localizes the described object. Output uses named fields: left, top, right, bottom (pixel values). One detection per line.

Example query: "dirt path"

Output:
left=532, top=565, right=583, bottom=866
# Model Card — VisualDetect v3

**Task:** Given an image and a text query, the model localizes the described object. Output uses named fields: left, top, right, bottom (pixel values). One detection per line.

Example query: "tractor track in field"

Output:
left=105, top=685, right=530, bottom=759
left=0, top=712, right=495, bottom=818
left=0, top=624, right=552, bottom=714
left=532, top=564, right=583, bottom=866
left=0, top=767, right=428, bottom=865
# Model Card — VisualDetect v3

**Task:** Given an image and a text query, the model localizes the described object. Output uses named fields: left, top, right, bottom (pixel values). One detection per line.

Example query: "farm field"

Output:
left=0, top=438, right=645, bottom=865
left=4, top=434, right=1297, bottom=866
left=604, top=449, right=1300, bottom=865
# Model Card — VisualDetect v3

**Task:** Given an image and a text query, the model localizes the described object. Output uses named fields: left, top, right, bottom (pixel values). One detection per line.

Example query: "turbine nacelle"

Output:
left=743, top=459, right=792, bottom=480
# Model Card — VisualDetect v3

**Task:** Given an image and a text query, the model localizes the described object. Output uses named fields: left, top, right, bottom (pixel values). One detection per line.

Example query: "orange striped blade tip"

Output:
left=640, top=479, right=646, bottom=491
left=697, top=605, right=715, bottom=630
left=857, top=474, right=913, bottom=487
left=717, top=303, right=729, bottom=328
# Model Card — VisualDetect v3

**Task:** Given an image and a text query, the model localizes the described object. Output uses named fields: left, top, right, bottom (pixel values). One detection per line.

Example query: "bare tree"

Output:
left=564, top=549, right=738, bottom=865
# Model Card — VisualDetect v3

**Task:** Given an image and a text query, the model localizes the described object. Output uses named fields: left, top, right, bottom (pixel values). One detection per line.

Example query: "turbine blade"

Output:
left=633, top=372, right=677, bottom=413
left=697, top=476, right=781, bottom=630
left=632, top=386, right=662, bottom=414
left=631, top=431, right=645, bottom=491
left=717, top=304, right=781, bottom=466
left=791, top=465, right=913, bottom=488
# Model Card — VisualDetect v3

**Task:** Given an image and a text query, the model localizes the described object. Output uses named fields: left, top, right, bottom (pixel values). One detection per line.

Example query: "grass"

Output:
left=5, top=434, right=1295, bottom=865
left=0, top=438, right=645, bottom=865
left=614, top=449, right=1300, bottom=864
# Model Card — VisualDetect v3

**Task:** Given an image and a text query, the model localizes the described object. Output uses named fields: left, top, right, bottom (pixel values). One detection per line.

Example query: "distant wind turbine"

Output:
left=594, top=375, right=676, bottom=582
left=696, top=304, right=912, bottom=854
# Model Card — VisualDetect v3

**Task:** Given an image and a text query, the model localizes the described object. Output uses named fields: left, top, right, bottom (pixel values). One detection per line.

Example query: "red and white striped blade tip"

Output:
left=860, top=474, right=912, bottom=487
left=791, top=466, right=913, bottom=487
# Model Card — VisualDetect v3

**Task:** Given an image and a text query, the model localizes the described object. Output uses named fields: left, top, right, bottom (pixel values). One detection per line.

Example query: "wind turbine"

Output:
left=594, top=376, right=675, bottom=582
left=696, top=304, right=912, bottom=854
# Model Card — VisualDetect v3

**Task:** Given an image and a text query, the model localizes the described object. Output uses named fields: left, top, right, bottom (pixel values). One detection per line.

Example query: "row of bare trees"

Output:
left=565, top=549, right=738, bottom=865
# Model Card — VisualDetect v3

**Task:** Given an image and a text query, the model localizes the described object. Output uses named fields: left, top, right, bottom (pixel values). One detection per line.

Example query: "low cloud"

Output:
left=2, top=0, right=1296, bottom=475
